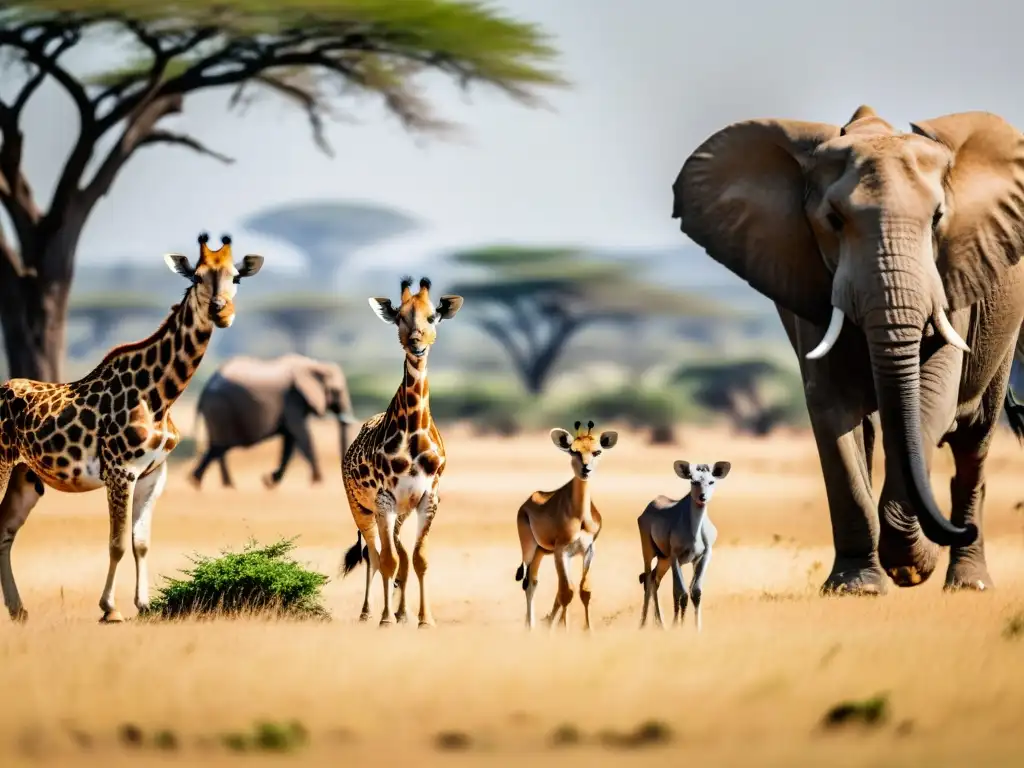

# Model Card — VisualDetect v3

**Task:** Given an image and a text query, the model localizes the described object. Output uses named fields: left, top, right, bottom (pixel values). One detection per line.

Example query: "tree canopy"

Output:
left=448, top=245, right=727, bottom=394
left=0, top=0, right=564, bottom=381
left=242, top=200, right=420, bottom=278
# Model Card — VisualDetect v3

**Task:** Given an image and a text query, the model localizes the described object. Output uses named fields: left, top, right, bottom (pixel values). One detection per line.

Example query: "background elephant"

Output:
left=672, top=105, right=1024, bottom=596
left=190, top=354, right=357, bottom=489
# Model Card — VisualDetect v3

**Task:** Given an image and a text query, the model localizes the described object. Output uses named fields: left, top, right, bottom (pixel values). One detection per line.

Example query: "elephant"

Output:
left=189, top=354, right=357, bottom=489
left=671, top=105, right=1024, bottom=595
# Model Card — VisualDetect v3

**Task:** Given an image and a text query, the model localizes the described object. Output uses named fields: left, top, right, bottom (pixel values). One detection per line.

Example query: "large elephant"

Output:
left=672, top=105, right=1024, bottom=595
left=189, top=354, right=357, bottom=489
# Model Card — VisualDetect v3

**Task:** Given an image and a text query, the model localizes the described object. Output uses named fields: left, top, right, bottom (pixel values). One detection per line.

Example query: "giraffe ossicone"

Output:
left=0, top=231, right=264, bottom=624
left=341, top=276, right=463, bottom=628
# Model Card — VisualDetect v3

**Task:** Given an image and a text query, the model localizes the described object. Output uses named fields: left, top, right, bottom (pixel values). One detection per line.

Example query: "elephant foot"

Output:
left=187, top=474, right=201, bottom=490
left=820, top=561, right=887, bottom=596
left=879, top=521, right=938, bottom=588
left=943, top=561, right=993, bottom=592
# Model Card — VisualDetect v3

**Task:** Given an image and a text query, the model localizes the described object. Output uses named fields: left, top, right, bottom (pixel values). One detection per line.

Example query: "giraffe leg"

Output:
left=374, top=492, right=399, bottom=627
left=412, top=492, right=437, bottom=628
left=99, top=470, right=136, bottom=624
left=131, top=463, right=167, bottom=615
left=0, top=464, right=42, bottom=623
left=579, top=543, right=595, bottom=631
left=393, top=513, right=411, bottom=624
left=553, top=548, right=574, bottom=631
left=360, top=531, right=380, bottom=621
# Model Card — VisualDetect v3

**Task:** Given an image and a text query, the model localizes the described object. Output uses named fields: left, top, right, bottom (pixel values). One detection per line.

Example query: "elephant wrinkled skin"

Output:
left=190, top=354, right=357, bottom=489
left=672, top=106, right=1024, bottom=595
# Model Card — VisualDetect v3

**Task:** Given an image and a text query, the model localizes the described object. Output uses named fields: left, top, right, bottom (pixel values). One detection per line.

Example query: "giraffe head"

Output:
left=673, top=461, right=732, bottom=507
left=164, top=232, right=264, bottom=328
left=550, top=420, right=619, bottom=481
left=368, top=276, right=463, bottom=359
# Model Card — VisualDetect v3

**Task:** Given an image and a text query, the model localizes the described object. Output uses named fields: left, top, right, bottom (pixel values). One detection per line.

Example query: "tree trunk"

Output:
left=0, top=219, right=83, bottom=382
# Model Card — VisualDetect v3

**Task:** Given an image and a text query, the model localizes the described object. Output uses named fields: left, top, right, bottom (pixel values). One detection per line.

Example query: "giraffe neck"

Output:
left=570, top=476, right=592, bottom=521
left=96, top=286, right=214, bottom=418
left=387, top=350, right=430, bottom=436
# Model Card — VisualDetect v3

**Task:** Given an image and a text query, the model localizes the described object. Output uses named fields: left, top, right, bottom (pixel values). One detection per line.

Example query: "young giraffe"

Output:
left=341, top=276, right=463, bottom=627
left=514, top=420, right=619, bottom=630
left=0, top=233, right=263, bottom=623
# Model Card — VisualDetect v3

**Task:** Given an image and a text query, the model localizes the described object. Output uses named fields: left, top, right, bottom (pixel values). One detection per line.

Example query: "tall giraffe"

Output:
left=0, top=233, right=263, bottom=623
left=340, top=276, right=463, bottom=627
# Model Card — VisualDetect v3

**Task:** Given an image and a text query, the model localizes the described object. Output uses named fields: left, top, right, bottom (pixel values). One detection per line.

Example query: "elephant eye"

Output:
left=826, top=210, right=843, bottom=232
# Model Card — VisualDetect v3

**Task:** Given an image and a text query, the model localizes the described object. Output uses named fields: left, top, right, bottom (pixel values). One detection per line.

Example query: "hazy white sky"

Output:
left=13, top=0, right=1024, bottom=272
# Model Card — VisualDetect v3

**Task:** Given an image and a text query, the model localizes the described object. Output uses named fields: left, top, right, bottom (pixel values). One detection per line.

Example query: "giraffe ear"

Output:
left=368, top=297, right=399, bottom=324
left=235, top=254, right=264, bottom=279
left=673, top=460, right=692, bottom=480
left=550, top=428, right=573, bottom=452
left=164, top=253, right=195, bottom=280
left=436, top=294, right=464, bottom=321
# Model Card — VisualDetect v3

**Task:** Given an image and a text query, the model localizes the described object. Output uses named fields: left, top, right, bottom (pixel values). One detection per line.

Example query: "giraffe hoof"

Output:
left=358, top=612, right=372, bottom=622
left=136, top=604, right=153, bottom=618
left=99, top=610, right=125, bottom=624
left=9, top=607, right=28, bottom=624
left=261, top=474, right=277, bottom=489
left=418, top=618, right=436, bottom=629
left=395, top=612, right=408, bottom=624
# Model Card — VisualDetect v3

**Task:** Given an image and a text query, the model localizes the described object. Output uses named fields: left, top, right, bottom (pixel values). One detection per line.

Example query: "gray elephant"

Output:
left=190, top=354, right=357, bottom=489
left=672, top=105, right=1024, bottom=595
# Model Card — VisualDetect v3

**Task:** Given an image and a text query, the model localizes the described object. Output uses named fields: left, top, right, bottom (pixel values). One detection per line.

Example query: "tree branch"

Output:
left=230, top=72, right=335, bottom=156
left=476, top=316, right=530, bottom=381
left=137, top=129, right=235, bottom=164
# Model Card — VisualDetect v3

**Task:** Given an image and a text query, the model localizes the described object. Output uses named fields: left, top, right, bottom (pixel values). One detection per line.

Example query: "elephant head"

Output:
left=290, top=356, right=357, bottom=460
left=672, top=106, right=1024, bottom=549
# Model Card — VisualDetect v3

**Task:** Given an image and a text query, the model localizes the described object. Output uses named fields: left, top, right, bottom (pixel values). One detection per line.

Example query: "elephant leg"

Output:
left=262, top=431, right=295, bottom=489
left=942, top=349, right=1014, bottom=592
left=190, top=445, right=226, bottom=488
left=876, top=334, right=962, bottom=587
left=780, top=309, right=884, bottom=596
left=287, top=418, right=321, bottom=484
left=217, top=451, right=234, bottom=488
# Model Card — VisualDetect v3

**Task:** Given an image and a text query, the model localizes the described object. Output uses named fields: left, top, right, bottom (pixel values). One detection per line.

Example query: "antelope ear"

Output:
left=164, top=253, right=195, bottom=280
left=910, top=111, right=1024, bottom=310
left=550, top=428, right=573, bottom=452
left=712, top=461, right=732, bottom=479
left=672, top=118, right=841, bottom=325
left=673, top=460, right=691, bottom=480
left=368, top=297, right=399, bottom=324
left=598, top=430, right=619, bottom=449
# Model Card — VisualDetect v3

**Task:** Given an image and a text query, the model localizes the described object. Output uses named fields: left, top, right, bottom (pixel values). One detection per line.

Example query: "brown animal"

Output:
left=514, top=420, right=619, bottom=630
left=340, top=276, right=463, bottom=628
left=0, top=233, right=263, bottom=623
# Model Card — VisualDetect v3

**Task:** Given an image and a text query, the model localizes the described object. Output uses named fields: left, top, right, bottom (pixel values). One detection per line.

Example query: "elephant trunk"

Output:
left=339, top=419, right=352, bottom=469
left=864, top=305, right=977, bottom=548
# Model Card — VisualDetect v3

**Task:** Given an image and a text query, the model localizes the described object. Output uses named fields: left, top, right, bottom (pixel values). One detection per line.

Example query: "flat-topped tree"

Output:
left=243, top=201, right=420, bottom=280
left=449, top=246, right=725, bottom=394
left=68, top=292, right=170, bottom=359
left=0, top=1, right=563, bottom=382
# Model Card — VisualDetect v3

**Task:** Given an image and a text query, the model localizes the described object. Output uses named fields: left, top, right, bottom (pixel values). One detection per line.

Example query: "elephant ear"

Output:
left=294, top=367, right=328, bottom=417
left=672, top=119, right=841, bottom=325
left=910, top=112, right=1024, bottom=310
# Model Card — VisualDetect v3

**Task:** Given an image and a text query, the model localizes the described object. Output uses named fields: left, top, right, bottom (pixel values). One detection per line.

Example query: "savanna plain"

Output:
left=2, top=410, right=1024, bottom=767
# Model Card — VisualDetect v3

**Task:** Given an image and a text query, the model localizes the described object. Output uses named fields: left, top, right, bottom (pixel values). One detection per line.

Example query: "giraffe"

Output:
left=340, top=276, right=463, bottom=628
left=514, top=420, right=619, bottom=630
left=0, top=232, right=263, bottom=623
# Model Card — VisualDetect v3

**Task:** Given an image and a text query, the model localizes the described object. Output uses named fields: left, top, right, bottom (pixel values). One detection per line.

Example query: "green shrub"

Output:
left=148, top=538, right=329, bottom=621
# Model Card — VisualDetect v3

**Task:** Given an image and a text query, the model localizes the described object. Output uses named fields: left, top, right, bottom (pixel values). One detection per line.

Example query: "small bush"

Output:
left=148, top=538, right=329, bottom=620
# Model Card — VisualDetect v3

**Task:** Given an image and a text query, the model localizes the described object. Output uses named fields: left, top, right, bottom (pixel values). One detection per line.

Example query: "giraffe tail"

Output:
left=341, top=530, right=365, bottom=576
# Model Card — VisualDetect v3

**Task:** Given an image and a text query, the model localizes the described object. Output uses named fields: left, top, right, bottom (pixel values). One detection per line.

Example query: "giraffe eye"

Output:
left=427, top=314, right=437, bottom=324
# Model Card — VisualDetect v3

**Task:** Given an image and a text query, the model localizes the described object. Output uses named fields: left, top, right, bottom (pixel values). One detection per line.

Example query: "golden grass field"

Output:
left=2, top=409, right=1024, bottom=767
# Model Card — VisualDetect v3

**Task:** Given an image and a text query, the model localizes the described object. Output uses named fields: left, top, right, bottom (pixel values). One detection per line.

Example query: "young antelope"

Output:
left=514, top=420, right=619, bottom=630
left=637, top=460, right=731, bottom=631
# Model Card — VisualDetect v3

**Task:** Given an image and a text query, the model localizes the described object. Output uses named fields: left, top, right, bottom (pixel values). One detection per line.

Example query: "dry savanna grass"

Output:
left=2, top=413, right=1024, bottom=767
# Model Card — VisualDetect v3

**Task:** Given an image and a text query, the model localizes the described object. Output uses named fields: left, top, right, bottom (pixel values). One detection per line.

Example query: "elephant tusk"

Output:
left=933, top=308, right=971, bottom=353
left=805, top=307, right=846, bottom=360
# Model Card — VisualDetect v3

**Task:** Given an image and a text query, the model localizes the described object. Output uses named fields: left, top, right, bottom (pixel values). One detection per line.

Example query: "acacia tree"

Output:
left=0, top=1, right=562, bottom=381
left=449, top=246, right=723, bottom=394
left=243, top=200, right=420, bottom=280
left=253, top=292, right=349, bottom=355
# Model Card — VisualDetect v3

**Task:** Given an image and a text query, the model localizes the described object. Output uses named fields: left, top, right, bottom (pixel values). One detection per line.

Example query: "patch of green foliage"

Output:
left=222, top=720, right=309, bottom=753
left=148, top=538, right=329, bottom=620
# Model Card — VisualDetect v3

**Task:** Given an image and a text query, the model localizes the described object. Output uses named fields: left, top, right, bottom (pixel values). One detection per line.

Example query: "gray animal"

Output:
left=637, top=460, right=731, bottom=631
left=190, top=354, right=357, bottom=489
